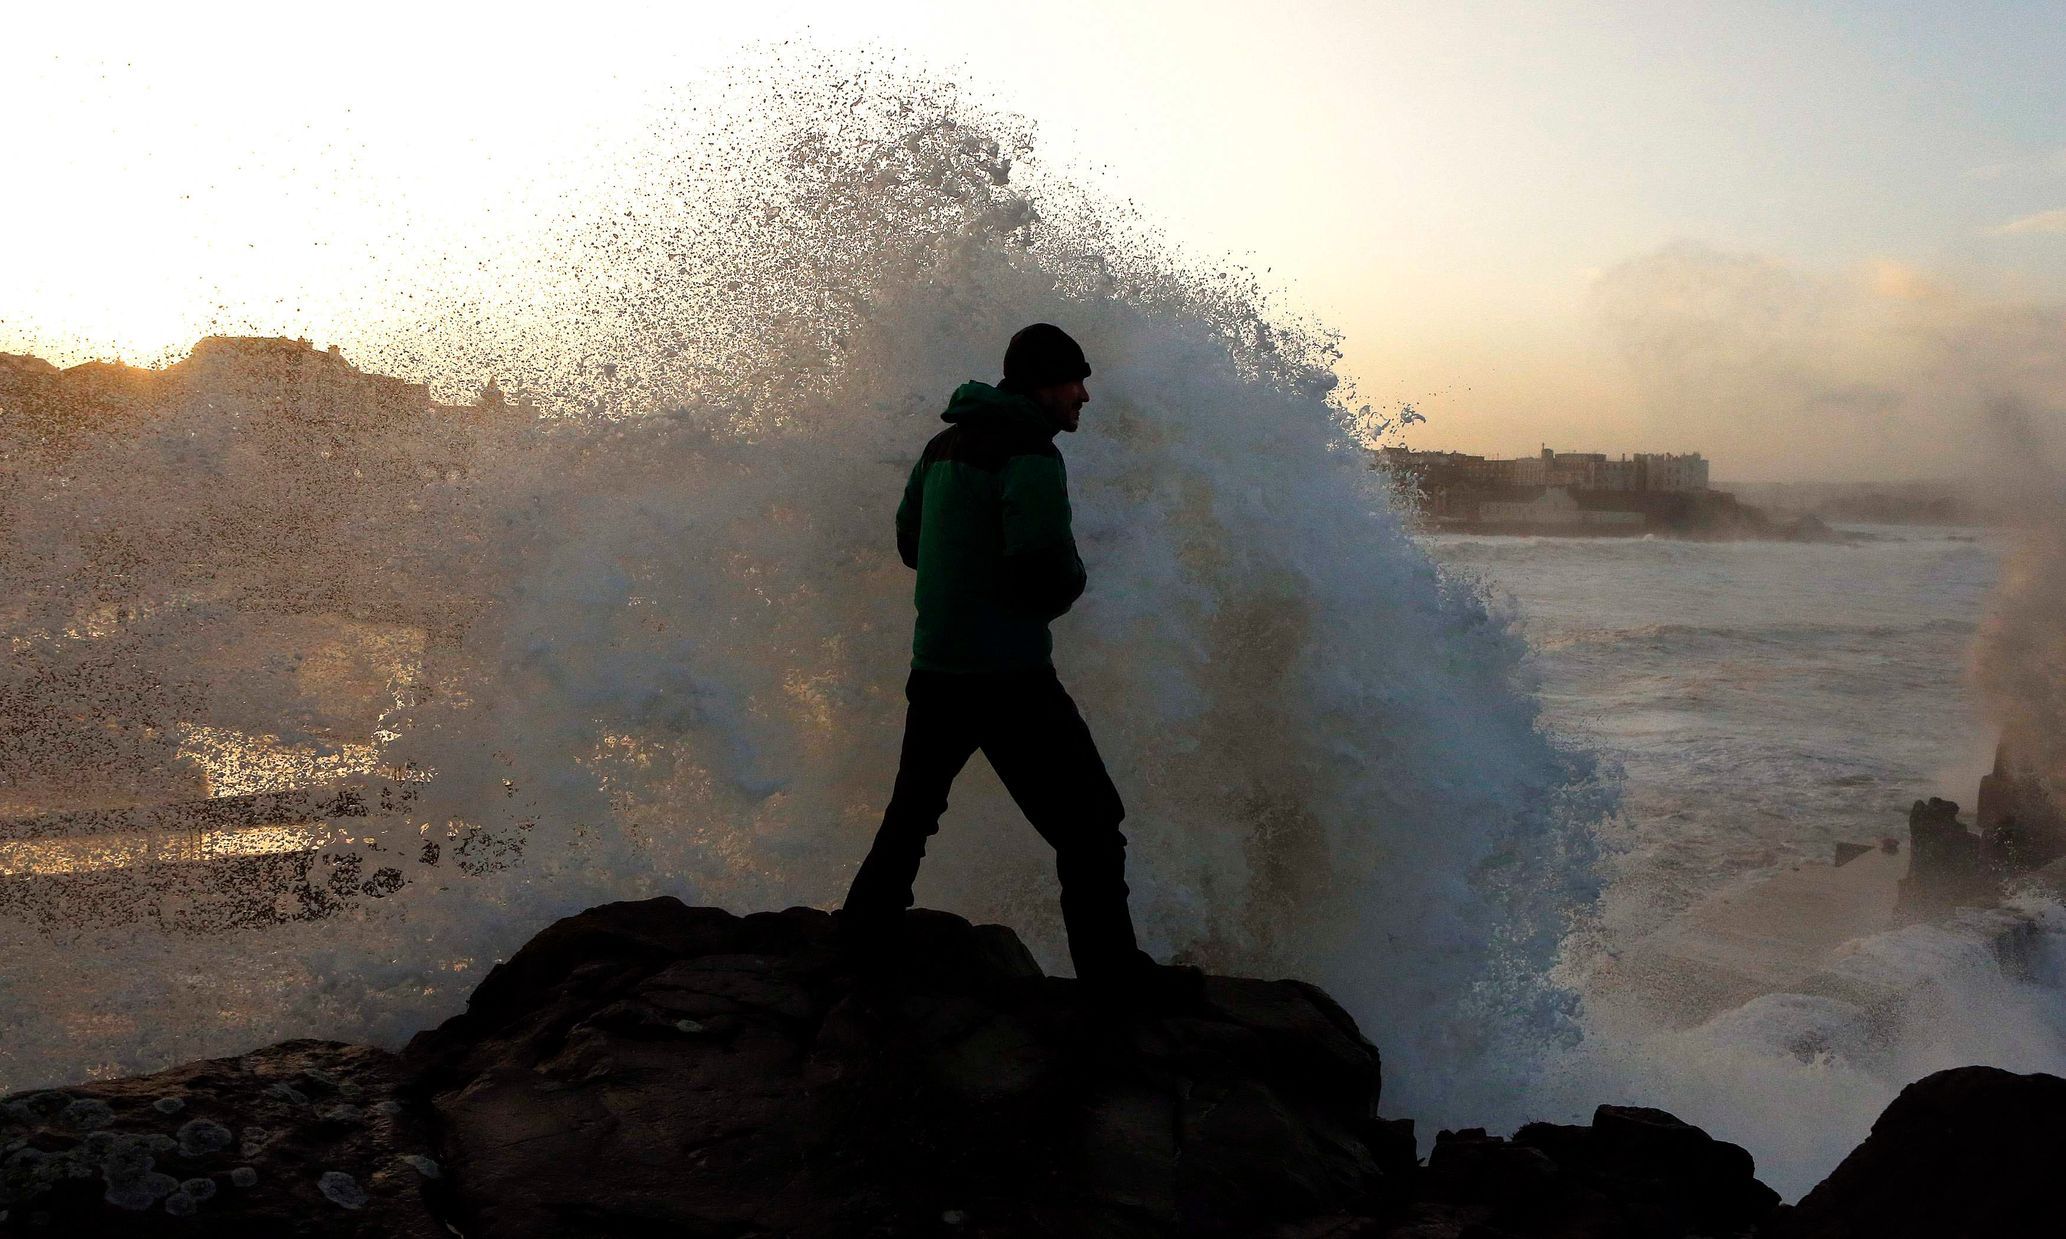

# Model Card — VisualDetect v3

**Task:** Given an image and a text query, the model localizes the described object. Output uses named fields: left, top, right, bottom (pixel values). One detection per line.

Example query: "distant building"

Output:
left=1374, top=445, right=1709, bottom=494
left=1592, top=458, right=1638, bottom=491
left=1635, top=452, right=1709, bottom=493
left=1543, top=450, right=1604, bottom=488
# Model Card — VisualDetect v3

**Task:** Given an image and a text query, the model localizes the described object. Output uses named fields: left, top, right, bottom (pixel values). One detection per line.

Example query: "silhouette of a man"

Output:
left=842, top=324, right=1169, bottom=992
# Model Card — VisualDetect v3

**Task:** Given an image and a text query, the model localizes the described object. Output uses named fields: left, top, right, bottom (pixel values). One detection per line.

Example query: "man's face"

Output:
left=1030, top=377, right=1090, bottom=433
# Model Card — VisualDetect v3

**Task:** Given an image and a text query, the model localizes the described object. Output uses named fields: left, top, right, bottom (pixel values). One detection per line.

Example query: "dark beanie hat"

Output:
left=1001, top=323, right=1091, bottom=390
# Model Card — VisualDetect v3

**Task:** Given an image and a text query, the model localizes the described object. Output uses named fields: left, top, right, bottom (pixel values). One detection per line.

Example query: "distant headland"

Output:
left=1375, top=446, right=1838, bottom=540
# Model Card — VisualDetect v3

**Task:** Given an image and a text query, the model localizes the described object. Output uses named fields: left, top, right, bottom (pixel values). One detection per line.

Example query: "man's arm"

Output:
left=998, top=450, right=1087, bottom=619
left=895, top=458, right=926, bottom=569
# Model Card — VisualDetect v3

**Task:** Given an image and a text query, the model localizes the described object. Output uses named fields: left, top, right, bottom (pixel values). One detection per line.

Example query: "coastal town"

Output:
left=1374, top=444, right=1830, bottom=539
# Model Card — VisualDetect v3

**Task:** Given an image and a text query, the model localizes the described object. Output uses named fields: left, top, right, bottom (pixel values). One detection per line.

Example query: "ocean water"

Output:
left=1421, top=527, right=2066, bottom=1199
left=1423, top=527, right=2003, bottom=938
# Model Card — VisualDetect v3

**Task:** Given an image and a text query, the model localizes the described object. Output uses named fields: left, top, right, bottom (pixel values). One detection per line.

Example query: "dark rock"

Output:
left=1427, top=1129, right=1561, bottom=1207
left=0, top=898, right=1858, bottom=1238
left=1409, top=1103, right=1778, bottom=1238
left=1768, top=1065, right=2066, bottom=1238
left=0, top=1040, right=444, bottom=1236
left=1897, top=797, right=1996, bottom=914
left=405, top=896, right=1406, bottom=1238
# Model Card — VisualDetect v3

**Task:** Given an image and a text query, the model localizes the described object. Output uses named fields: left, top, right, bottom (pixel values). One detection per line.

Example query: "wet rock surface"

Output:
left=0, top=1039, right=443, bottom=1236
left=1766, top=1065, right=2066, bottom=1239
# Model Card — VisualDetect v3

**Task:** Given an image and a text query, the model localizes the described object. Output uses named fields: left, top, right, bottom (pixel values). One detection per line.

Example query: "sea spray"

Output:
left=0, top=55, right=1612, bottom=1131
left=369, top=58, right=1618, bottom=1124
left=1974, top=397, right=2066, bottom=802
left=1543, top=898, right=2066, bottom=1201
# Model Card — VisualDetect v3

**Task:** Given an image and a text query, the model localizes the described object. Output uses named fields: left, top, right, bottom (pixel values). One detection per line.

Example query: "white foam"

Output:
left=1551, top=897, right=2066, bottom=1199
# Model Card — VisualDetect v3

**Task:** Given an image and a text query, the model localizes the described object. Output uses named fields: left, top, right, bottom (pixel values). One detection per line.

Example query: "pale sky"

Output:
left=5, top=1, right=2064, bottom=479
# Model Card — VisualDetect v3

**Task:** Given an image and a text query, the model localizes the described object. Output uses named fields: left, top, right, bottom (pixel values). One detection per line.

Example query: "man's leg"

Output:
left=842, top=670, right=979, bottom=931
left=980, top=668, right=1149, bottom=984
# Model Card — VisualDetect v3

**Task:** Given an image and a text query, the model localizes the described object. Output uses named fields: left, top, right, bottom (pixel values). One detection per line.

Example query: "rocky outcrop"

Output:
left=0, top=1040, right=444, bottom=1236
left=404, top=898, right=1407, bottom=1238
left=1897, top=797, right=1993, bottom=914
left=1766, top=1065, right=2066, bottom=1239
left=24, top=897, right=2050, bottom=1238
left=1395, top=1105, right=1778, bottom=1238
left=2, top=898, right=1414, bottom=1236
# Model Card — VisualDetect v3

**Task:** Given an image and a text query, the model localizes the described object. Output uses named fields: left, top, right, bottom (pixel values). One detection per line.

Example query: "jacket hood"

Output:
left=941, top=380, right=1059, bottom=439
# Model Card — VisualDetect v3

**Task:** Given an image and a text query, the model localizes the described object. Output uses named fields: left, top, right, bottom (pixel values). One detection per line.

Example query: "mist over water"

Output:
left=6, top=54, right=2065, bottom=1203
left=1974, top=400, right=2066, bottom=803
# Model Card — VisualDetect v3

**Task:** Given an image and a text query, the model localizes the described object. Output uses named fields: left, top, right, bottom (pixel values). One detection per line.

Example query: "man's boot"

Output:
left=1063, top=893, right=1204, bottom=1011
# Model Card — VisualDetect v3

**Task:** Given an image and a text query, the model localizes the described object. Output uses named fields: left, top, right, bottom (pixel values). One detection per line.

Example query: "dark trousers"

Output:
left=843, top=666, right=1146, bottom=982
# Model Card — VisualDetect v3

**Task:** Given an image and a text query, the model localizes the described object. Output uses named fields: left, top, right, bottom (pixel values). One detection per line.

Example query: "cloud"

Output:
left=1986, top=209, right=2066, bottom=236
left=1591, top=241, right=2066, bottom=480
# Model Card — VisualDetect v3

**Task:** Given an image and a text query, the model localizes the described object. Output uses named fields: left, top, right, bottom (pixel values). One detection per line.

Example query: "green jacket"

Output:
left=896, top=381, right=1087, bottom=673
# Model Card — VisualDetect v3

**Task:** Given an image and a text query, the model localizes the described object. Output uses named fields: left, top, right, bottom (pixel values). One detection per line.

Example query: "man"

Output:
left=843, top=323, right=1187, bottom=997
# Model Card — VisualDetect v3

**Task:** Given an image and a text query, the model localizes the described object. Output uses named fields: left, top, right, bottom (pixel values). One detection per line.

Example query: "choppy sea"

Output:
left=1422, top=525, right=2003, bottom=940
